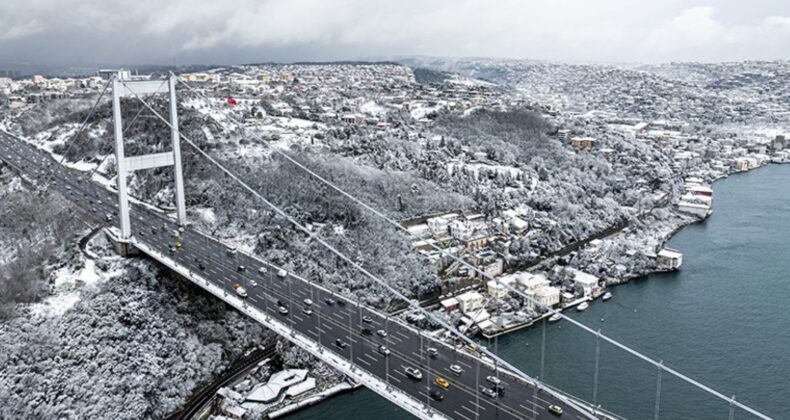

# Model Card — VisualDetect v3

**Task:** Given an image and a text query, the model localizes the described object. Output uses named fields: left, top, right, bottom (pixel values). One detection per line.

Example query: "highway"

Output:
left=0, top=131, right=601, bottom=420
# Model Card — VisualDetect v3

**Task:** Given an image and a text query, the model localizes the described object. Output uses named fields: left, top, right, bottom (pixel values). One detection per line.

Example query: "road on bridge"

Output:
left=0, top=131, right=601, bottom=420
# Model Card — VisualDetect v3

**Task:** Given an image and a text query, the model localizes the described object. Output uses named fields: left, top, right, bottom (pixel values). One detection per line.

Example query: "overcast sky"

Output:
left=2, top=0, right=790, bottom=66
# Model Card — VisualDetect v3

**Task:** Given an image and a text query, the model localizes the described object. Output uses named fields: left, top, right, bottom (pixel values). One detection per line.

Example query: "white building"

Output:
left=568, top=268, right=600, bottom=297
left=246, top=369, right=309, bottom=403
left=515, top=272, right=550, bottom=292
left=657, top=248, right=683, bottom=270
left=97, top=68, right=131, bottom=81
left=456, top=291, right=484, bottom=314
left=528, top=286, right=561, bottom=311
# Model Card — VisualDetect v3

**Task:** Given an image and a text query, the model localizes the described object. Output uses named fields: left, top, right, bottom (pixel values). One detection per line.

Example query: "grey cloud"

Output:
left=1, top=0, right=789, bottom=66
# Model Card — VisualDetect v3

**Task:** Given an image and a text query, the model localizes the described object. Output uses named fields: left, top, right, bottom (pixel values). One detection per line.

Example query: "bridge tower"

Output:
left=111, top=75, right=186, bottom=238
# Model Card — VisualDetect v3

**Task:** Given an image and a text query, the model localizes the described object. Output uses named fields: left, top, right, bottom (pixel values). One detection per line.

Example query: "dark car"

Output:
left=361, top=328, right=373, bottom=336
left=324, top=298, right=336, bottom=306
left=335, top=338, right=348, bottom=349
left=429, top=389, right=444, bottom=402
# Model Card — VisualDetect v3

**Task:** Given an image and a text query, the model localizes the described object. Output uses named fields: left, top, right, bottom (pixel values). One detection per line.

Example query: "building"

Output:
left=528, top=286, right=561, bottom=311
left=570, top=136, right=595, bottom=151
left=568, top=268, right=600, bottom=297
left=486, top=275, right=515, bottom=300
left=97, top=69, right=131, bottom=81
left=515, top=272, right=549, bottom=292
left=246, top=369, right=309, bottom=403
left=440, top=297, right=459, bottom=313
left=456, top=291, right=484, bottom=314
left=771, top=135, right=786, bottom=151
left=657, top=248, right=683, bottom=270
left=677, top=194, right=713, bottom=218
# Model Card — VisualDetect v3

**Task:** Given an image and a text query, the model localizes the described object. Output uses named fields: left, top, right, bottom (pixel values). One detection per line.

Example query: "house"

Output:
left=527, top=286, right=561, bottom=311
left=440, top=297, right=459, bottom=313
left=509, top=216, right=529, bottom=235
left=570, top=136, right=595, bottom=151
left=97, top=69, right=131, bottom=81
left=486, top=275, right=515, bottom=299
left=515, top=272, right=550, bottom=292
left=599, top=148, right=616, bottom=161
left=568, top=268, right=600, bottom=297
left=771, top=135, right=786, bottom=151
left=677, top=194, right=713, bottom=218
left=657, top=248, right=683, bottom=270
left=456, top=291, right=484, bottom=314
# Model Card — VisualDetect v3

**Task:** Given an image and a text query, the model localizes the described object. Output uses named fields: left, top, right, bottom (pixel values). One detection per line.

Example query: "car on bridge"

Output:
left=302, top=307, right=313, bottom=316
left=449, top=364, right=464, bottom=376
left=277, top=268, right=287, bottom=278
left=486, top=375, right=502, bottom=386
left=377, top=345, right=391, bottom=356
left=278, top=306, right=289, bottom=315
left=376, top=329, right=387, bottom=338
left=234, top=284, right=248, bottom=298
left=434, top=377, right=450, bottom=389
left=405, top=367, right=422, bottom=381
left=429, top=389, right=444, bottom=402
left=548, top=404, right=564, bottom=416
left=427, top=347, right=438, bottom=358
left=480, top=386, right=498, bottom=399
left=335, top=338, right=348, bottom=349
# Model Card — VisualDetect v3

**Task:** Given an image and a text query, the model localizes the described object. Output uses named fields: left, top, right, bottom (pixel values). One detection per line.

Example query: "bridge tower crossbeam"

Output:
left=111, top=75, right=186, bottom=238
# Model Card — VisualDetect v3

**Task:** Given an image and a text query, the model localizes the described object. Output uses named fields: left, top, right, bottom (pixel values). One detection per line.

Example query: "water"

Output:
left=288, top=164, right=790, bottom=420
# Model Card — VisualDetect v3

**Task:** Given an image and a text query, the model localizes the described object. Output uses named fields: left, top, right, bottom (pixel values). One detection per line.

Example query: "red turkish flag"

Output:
left=226, top=96, right=237, bottom=106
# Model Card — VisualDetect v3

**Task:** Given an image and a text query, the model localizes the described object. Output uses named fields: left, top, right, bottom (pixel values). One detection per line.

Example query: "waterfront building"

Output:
left=657, top=248, right=683, bottom=270
left=456, top=291, right=485, bottom=314
left=567, top=268, right=600, bottom=297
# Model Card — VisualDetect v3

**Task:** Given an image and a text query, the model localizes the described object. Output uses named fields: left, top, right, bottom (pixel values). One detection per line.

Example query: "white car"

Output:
left=278, top=306, right=289, bottom=315
left=378, top=345, right=391, bottom=356
left=405, top=367, right=423, bottom=380
left=277, top=268, right=288, bottom=278
left=249, top=280, right=257, bottom=287
left=486, top=375, right=502, bottom=386
left=376, top=329, right=388, bottom=338
left=449, top=364, right=464, bottom=376
left=303, top=298, right=313, bottom=306
left=234, top=285, right=248, bottom=298
left=258, top=266, right=267, bottom=274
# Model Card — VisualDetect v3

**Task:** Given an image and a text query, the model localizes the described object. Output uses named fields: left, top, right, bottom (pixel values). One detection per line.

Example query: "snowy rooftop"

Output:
left=245, top=369, right=309, bottom=403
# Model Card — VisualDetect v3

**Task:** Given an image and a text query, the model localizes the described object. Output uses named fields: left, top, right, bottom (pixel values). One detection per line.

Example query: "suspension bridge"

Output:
left=0, top=74, right=774, bottom=420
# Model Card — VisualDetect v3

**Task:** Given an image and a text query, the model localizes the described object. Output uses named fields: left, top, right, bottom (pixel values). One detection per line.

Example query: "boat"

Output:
left=548, top=313, right=562, bottom=322
left=577, top=302, right=589, bottom=311
left=602, top=292, right=613, bottom=301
